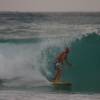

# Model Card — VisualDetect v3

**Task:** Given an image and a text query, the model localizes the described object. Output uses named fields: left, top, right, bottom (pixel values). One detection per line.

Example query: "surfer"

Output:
left=53, top=47, right=72, bottom=82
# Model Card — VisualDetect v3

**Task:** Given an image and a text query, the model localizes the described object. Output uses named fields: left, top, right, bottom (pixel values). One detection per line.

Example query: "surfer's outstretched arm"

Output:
left=66, top=60, right=72, bottom=66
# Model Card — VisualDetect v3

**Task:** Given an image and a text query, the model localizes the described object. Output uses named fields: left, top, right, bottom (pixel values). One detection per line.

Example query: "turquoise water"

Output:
left=64, top=33, right=100, bottom=92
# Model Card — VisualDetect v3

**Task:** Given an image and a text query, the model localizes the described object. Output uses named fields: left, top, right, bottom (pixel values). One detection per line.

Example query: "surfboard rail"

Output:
left=51, top=81, right=72, bottom=90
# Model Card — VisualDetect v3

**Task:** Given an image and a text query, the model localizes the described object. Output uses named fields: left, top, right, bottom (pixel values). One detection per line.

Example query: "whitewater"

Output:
left=0, top=12, right=100, bottom=100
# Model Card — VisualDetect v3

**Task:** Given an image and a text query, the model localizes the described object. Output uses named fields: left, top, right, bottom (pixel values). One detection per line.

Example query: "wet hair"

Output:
left=65, top=47, right=69, bottom=53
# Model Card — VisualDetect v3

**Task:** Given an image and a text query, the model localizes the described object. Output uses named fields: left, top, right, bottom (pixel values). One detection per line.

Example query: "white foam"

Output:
left=0, top=43, right=49, bottom=87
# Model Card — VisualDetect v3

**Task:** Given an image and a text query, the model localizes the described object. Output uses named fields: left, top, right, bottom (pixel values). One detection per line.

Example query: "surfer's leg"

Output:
left=54, top=67, right=62, bottom=82
left=52, top=62, right=62, bottom=82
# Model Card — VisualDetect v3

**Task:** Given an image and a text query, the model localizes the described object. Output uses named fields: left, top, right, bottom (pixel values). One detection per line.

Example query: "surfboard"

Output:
left=51, top=81, right=72, bottom=89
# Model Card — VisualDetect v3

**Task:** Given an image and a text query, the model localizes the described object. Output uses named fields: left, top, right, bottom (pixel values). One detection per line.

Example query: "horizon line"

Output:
left=0, top=11, right=100, bottom=13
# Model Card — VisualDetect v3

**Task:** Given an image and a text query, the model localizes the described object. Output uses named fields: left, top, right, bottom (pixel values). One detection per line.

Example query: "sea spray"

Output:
left=0, top=43, right=49, bottom=87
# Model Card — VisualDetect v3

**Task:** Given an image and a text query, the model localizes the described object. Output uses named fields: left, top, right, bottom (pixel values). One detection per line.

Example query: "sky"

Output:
left=0, top=0, right=100, bottom=12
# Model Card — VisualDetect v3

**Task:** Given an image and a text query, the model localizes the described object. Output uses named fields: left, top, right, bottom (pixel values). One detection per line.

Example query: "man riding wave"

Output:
left=52, top=47, right=72, bottom=82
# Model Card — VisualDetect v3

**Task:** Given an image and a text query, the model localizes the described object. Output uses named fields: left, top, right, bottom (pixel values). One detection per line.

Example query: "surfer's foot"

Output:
left=51, top=80, right=61, bottom=82
left=51, top=80, right=55, bottom=82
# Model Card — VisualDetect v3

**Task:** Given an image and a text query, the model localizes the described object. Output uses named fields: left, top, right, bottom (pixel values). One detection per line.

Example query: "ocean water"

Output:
left=0, top=12, right=100, bottom=99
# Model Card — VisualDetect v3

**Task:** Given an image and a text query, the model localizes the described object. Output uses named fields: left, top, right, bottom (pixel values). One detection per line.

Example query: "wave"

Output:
left=0, top=32, right=99, bottom=92
left=0, top=38, right=41, bottom=44
left=40, top=33, right=100, bottom=92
